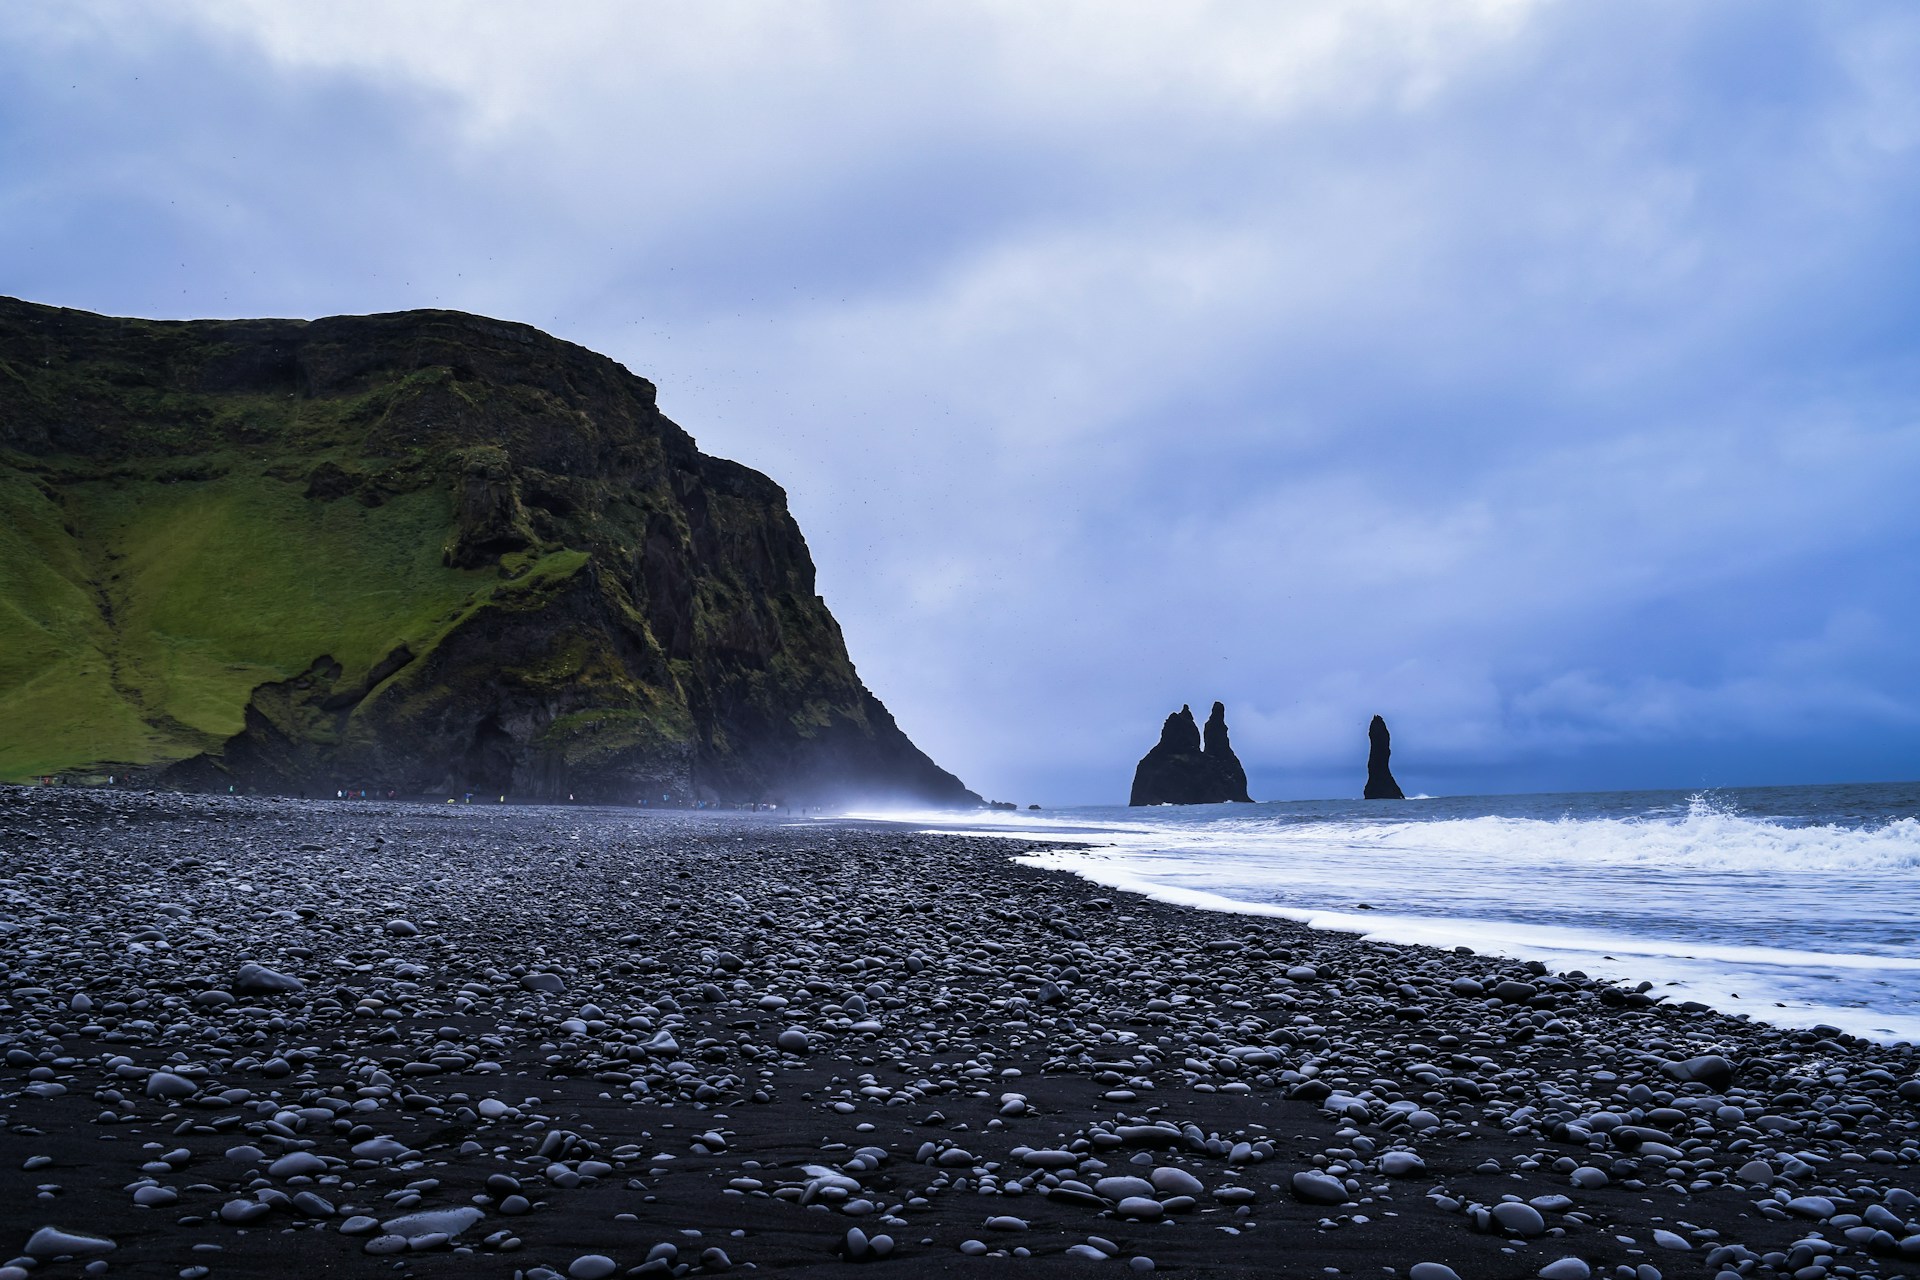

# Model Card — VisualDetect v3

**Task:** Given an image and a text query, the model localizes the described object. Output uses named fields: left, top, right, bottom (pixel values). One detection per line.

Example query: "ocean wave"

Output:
left=852, top=788, right=1920, bottom=874
left=1144, top=806, right=1920, bottom=875
left=861, top=785, right=1920, bottom=1041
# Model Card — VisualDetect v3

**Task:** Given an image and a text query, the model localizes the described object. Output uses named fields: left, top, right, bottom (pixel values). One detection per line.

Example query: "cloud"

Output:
left=175, top=1, right=1535, bottom=126
left=5, top=0, right=1920, bottom=801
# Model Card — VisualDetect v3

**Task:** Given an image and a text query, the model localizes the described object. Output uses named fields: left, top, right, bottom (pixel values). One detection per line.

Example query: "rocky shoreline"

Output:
left=4, top=788, right=1920, bottom=1278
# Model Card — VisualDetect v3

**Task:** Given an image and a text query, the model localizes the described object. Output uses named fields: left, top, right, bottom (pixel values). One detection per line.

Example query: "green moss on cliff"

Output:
left=0, top=467, right=163, bottom=777
left=0, top=459, right=508, bottom=779
left=0, top=296, right=974, bottom=804
left=541, top=700, right=694, bottom=767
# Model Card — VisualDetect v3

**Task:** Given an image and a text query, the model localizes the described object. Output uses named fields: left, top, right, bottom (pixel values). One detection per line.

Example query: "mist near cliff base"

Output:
left=6, top=2, right=1920, bottom=803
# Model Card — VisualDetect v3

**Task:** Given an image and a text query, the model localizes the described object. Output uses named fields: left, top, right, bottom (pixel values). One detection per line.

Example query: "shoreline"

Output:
left=862, top=805, right=1920, bottom=1047
left=5, top=787, right=1920, bottom=1277
left=1006, top=848, right=1920, bottom=1047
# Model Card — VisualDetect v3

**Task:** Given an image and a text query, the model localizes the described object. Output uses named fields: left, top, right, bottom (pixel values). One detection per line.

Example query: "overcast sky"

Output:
left=7, top=1, right=1920, bottom=804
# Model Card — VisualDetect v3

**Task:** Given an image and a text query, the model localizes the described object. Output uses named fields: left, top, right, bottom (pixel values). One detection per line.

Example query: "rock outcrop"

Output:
left=0, top=296, right=977, bottom=807
left=1129, top=701, right=1253, bottom=805
left=1364, top=714, right=1405, bottom=800
left=1201, top=702, right=1252, bottom=804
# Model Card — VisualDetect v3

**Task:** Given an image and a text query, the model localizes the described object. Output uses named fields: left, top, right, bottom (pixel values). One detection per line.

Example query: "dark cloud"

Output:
left=5, top=1, right=1918, bottom=801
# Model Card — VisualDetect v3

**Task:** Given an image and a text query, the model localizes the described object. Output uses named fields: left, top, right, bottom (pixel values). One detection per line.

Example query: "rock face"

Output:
left=1364, top=715, right=1405, bottom=800
left=1129, top=701, right=1253, bottom=805
left=0, top=296, right=976, bottom=807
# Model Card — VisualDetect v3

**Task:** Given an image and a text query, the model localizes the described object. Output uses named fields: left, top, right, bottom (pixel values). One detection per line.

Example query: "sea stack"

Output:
left=1129, top=701, right=1253, bottom=805
left=1364, top=714, right=1405, bottom=800
left=1201, top=702, right=1252, bottom=804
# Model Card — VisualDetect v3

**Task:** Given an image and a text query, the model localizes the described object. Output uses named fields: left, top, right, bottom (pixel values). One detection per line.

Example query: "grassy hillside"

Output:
left=0, top=456, right=588, bottom=779
left=0, top=297, right=975, bottom=804
left=0, top=465, right=155, bottom=778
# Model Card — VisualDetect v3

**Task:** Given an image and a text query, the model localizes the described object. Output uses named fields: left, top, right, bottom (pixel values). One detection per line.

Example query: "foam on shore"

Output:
left=864, top=789, right=1920, bottom=1042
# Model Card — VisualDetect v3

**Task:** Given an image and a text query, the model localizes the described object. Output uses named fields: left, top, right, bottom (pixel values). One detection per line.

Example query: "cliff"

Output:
left=1128, top=701, right=1253, bottom=805
left=1364, top=714, right=1404, bottom=800
left=0, top=296, right=976, bottom=806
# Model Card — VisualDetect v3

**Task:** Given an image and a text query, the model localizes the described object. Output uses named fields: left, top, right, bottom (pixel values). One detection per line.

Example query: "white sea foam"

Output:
left=853, top=787, right=1920, bottom=1042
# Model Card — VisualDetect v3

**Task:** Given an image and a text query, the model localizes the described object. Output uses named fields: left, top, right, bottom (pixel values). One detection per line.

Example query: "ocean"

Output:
left=859, top=781, right=1920, bottom=1043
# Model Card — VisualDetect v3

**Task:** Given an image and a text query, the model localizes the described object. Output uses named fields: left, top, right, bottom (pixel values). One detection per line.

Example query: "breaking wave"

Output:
left=860, top=782, right=1920, bottom=1042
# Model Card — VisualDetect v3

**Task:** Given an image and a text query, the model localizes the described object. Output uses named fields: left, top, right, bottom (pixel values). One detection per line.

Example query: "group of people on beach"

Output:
left=26, top=773, right=808, bottom=813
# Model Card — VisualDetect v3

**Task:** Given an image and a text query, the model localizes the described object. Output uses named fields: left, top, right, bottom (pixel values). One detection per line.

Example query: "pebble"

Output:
left=25, top=1227, right=116, bottom=1258
left=267, top=1151, right=328, bottom=1178
left=1539, top=1261, right=1591, bottom=1280
left=1409, top=1266, right=1463, bottom=1280
left=1291, top=1171, right=1348, bottom=1205
left=1786, top=1196, right=1837, bottom=1220
left=6, top=789, right=1917, bottom=1280
left=1021, top=1149, right=1079, bottom=1168
left=568, top=1256, right=618, bottom=1279
left=381, top=1206, right=484, bottom=1238
left=145, top=1071, right=197, bottom=1099
left=1379, top=1150, right=1425, bottom=1176
left=1095, top=1176, right=1155, bottom=1200
left=291, top=1191, right=334, bottom=1216
left=1663, top=1054, right=1736, bottom=1087
left=233, top=962, right=304, bottom=995
left=1492, top=1202, right=1547, bottom=1237
left=1149, top=1167, right=1203, bottom=1197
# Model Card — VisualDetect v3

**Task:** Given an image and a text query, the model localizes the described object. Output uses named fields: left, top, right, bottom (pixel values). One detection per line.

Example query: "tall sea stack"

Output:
left=1129, top=701, right=1253, bottom=805
left=1364, top=714, right=1404, bottom=800
left=1201, top=702, right=1251, bottom=804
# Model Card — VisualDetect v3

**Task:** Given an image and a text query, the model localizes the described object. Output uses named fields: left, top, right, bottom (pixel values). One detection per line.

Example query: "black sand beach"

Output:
left=5, top=787, right=1920, bottom=1279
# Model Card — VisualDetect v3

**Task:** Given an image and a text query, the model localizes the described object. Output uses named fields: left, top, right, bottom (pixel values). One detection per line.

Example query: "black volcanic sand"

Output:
left=6, top=790, right=1920, bottom=1279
